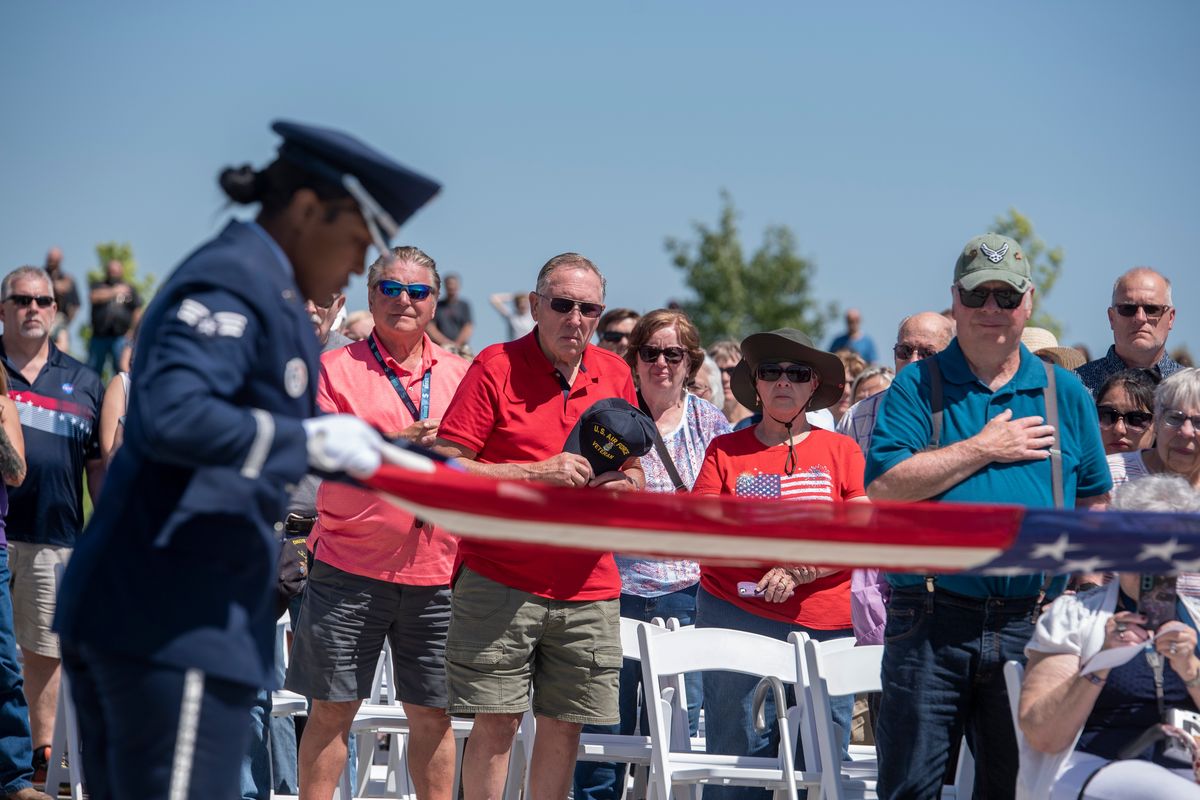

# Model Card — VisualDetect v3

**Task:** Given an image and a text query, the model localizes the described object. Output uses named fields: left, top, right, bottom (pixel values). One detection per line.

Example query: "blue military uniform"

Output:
left=53, top=121, right=439, bottom=800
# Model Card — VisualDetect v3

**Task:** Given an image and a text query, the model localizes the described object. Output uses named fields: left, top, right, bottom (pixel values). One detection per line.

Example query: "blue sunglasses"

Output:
left=376, top=280, right=434, bottom=301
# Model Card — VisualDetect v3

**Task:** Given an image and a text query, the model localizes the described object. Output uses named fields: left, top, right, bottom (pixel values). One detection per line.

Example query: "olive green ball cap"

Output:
left=954, top=233, right=1032, bottom=293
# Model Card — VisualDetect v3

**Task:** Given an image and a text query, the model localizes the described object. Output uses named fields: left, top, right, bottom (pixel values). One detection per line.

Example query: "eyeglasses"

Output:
left=957, top=285, right=1025, bottom=310
left=893, top=343, right=939, bottom=361
left=1113, top=303, right=1171, bottom=320
left=1162, top=410, right=1200, bottom=431
left=756, top=363, right=814, bottom=383
left=719, top=366, right=738, bottom=377
left=1096, top=406, right=1153, bottom=431
left=538, top=294, right=605, bottom=318
left=376, top=280, right=434, bottom=301
left=638, top=346, right=686, bottom=365
left=5, top=294, right=54, bottom=309
left=599, top=330, right=629, bottom=344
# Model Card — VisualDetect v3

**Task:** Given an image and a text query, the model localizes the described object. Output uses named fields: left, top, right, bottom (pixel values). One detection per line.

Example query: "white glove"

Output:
left=302, top=414, right=384, bottom=479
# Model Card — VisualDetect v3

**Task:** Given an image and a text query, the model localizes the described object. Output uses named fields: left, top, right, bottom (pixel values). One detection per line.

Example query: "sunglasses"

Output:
left=638, top=346, right=686, bottom=365
left=1113, top=303, right=1171, bottom=320
left=538, top=294, right=605, bottom=318
left=1096, top=406, right=1153, bottom=431
left=756, top=363, right=814, bottom=383
left=719, top=366, right=738, bottom=377
left=599, top=330, right=629, bottom=343
left=5, top=294, right=54, bottom=309
left=1162, top=410, right=1200, bottom=431
left=376, top=280, right=434, bottom=301
left=957, top=285, right=1025, bottom=310
left=893, top=343, right=939, bottom=361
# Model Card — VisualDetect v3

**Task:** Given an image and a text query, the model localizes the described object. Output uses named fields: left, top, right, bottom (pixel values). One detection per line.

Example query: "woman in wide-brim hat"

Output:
left=691, top=328, right=868, bottom=781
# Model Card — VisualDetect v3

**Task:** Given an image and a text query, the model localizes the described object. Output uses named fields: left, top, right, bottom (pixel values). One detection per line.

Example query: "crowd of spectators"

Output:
left=1, top=231, right=1197, bottom=800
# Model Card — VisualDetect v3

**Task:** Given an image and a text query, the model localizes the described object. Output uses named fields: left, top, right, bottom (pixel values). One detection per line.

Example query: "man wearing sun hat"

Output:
left=865, top=233, right=1111, bottom=799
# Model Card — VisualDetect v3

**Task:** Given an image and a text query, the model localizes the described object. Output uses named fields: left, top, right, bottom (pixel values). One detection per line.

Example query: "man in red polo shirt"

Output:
left=287, top=247, right=470, bottom=800
left=435, top=252, right=643, bottom=800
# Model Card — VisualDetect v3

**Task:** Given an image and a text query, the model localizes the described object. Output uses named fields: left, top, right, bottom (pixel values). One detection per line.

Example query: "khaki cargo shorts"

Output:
left=9, top=541, right=71, bottom=658
left=445, top=568, right=621, bottom=725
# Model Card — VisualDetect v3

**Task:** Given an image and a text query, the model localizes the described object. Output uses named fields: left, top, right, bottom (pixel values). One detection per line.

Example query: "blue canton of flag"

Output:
left=736, top=469, right=834, bottom=502
left=970, top=508, right=1200, bottom=576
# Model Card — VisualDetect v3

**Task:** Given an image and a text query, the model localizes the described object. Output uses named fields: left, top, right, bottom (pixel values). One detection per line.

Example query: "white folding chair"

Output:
left=574, top=617, right=677, bottom=800
left=802, top=636, right=973, bottom=800
left=639, top=625, right=820, bottom=800
left=1004, top=660, right=1025, bottom=746
left=45, top=668, right=84, bottom=800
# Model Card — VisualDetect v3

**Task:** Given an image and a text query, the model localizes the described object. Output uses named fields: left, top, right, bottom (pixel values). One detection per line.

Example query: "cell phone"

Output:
left=737, top=581, right=765, bottom=598
left=1138, top=574, right=1178, bottom=631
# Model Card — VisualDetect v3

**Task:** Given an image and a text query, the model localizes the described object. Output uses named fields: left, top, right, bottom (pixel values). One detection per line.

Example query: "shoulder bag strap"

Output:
left=927, top=354, right=944, bottom=450
left=1041, top=360, right=1064, bottom=509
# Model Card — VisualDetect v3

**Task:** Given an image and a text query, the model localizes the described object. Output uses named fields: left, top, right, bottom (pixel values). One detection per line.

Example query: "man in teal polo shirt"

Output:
left=865, top=233, right=1111, bottom=800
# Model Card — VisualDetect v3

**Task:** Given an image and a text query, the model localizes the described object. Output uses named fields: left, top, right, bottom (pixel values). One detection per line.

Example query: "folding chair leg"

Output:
left=46, top=668, right=84, bottom=800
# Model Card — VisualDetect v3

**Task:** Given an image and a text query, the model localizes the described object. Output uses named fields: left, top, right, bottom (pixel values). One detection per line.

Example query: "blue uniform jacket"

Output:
left=55, top=221, right=317, bottom=688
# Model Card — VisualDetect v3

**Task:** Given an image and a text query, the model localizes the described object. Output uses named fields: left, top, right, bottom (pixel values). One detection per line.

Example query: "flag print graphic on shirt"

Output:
left=736, top=465, right=834, bottom=502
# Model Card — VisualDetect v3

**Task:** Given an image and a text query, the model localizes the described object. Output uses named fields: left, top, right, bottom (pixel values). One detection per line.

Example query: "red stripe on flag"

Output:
left=364, top=463, right=1025, bottom=573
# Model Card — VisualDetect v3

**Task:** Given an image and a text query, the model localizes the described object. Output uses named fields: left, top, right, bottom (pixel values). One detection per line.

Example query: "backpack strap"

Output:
left=1042, top=360, right=1064, bottom=510
left=927, top=354, right=944, bottom=450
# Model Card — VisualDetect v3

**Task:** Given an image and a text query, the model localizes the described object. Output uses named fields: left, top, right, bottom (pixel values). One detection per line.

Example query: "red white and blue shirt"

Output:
left=3, top=342, right=103, bottom=547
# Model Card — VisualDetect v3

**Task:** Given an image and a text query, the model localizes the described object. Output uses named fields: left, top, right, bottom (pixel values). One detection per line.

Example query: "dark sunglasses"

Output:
left=957, top=285, right=1025, bottom=310
left=539, top=294, right=605, bottom=318
left=719, top=366, right=738, bottom=377
left=1163, top=410, right=1200, bottom=430
left=599, top=330, right=629, bottom=343
left=376, top=280, right=434, bottom=301
left=756, top=363, right=814, bottom=383
left=1096, top=405, right=1153, bottom=431
left=5, top=294, right=54, bottom=308
left=1113, top=303, right=1171, bottom=320
left=638, top=345, right=686, bottom=365
left=893, top=343, right=939, bottom=361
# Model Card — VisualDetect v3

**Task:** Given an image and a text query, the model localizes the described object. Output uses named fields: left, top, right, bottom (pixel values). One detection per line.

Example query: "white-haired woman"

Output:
left=1018, top=475, right=1200, bottom=799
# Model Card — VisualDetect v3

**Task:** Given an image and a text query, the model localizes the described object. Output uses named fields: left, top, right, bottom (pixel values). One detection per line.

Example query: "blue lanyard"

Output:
left=368, top=335, right=431, bottom=421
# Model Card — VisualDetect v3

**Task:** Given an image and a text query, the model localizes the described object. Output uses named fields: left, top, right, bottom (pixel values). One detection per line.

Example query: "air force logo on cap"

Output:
left=979, top=240, right=1009, bottom=264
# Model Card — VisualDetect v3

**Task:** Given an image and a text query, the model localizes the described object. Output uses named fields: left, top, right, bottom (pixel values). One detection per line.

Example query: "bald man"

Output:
left=836, top=311, right=956, bottom=455
left=828, top=307, right=878, bottom=364
left=1075, top=267, right=1182, bottom=393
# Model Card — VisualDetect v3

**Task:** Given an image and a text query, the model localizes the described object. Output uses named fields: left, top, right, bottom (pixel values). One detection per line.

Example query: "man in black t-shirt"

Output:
left=429, top=272, right=472, bottom=350
left=87, top=259, right=141, bottom=376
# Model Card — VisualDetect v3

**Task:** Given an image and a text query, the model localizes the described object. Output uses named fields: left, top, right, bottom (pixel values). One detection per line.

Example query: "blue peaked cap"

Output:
left=271, top=120, right=441, bottom=230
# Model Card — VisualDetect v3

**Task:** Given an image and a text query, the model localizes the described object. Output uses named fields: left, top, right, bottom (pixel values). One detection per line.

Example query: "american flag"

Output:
left=363, top=459, right=1200, bottom=575
left=736, top=468, right=834, bottom=501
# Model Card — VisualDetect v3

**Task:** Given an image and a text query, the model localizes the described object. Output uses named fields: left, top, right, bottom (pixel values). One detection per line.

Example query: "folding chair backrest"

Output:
left=641, top=626, right=800, bottom=684
left=807, top=642, right=882, bottom=698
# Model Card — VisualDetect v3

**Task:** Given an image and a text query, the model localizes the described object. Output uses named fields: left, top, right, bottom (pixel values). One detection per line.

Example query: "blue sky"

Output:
left=3, top=2, right=1197, bottom=359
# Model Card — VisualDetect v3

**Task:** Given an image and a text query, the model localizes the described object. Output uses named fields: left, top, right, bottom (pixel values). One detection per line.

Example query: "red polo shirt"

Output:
left=438, top=329, right=637, bottom=600
left=312, top=332, right=469, bottom=584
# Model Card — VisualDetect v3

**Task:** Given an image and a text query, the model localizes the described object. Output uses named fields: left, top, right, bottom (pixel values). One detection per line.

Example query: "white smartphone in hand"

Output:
left=737, top=581, right=765, bottom=598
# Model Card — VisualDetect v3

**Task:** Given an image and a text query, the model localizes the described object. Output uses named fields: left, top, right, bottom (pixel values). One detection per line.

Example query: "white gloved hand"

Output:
left=302, top=414, right=384, bottom=479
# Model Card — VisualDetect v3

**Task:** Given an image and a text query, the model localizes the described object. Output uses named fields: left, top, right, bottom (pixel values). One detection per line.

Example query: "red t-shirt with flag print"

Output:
left=692, top=426, right=865, bottom=629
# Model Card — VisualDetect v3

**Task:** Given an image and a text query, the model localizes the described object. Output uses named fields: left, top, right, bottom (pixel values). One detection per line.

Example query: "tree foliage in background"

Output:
left=992, top=208, right=1064, bottom=338
left=666, top=191, right=833, bottom=344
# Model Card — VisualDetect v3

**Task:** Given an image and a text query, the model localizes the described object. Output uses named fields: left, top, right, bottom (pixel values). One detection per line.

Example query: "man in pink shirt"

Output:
left=286, top=247, right=469, bottom=800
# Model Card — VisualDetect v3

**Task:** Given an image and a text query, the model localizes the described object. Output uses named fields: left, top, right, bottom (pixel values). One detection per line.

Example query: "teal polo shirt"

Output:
left=865, top=339, right=1111, bottom=598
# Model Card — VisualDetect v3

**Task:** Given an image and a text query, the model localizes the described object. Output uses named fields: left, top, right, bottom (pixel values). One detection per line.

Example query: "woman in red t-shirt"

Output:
left=691, top=328, right=868, bottom=795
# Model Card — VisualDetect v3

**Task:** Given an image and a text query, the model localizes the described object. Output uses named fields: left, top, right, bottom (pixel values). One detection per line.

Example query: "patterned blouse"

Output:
left=616, top=393, right=732, bottom=597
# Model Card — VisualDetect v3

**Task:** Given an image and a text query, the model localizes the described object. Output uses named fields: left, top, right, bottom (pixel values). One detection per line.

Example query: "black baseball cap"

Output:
left=564, top=398, right=656, bottom=477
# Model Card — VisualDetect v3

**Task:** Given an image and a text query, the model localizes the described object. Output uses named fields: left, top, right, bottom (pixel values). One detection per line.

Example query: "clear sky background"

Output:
left=3, top=2, right=1197, bottom=361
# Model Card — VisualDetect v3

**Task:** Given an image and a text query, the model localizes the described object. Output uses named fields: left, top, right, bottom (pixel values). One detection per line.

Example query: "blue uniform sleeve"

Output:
left=1059, top=368, right=1112, bottom=498
left=863, top=364, right=931, bottom=488
left=128, top=286, right=307, bottom=481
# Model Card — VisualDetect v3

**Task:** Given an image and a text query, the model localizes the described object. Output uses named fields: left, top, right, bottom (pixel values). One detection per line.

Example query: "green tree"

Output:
left=991, top=208, right=1064, bottom=337
left=666, top=191, right=833, bottom=343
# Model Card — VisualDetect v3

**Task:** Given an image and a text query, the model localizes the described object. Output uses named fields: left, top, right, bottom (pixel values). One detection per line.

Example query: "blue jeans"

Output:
left=696, top=587, right=853, bottom=800
left=876, top=587, right=1036, bottom=800
left=573, top=586, right=704, bottom=800
left=87, top=335, right=125, bottom=377
left=0, top=549, right=35, bottom=796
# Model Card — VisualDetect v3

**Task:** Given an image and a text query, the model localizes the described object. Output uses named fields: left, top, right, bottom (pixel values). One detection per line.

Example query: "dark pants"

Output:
left=876, top=588, right=1037, bottom=800
left=0, top=549, right=36, bottom=796
left=62, top=644, right=259, bottom=800
left=696, top=587, right=854, bottom=800
left=573, top=586, right=703, bottom=800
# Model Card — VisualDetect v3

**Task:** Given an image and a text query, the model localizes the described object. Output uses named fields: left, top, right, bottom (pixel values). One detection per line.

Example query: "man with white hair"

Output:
left=1076, top=267, right=1182, bottom=393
